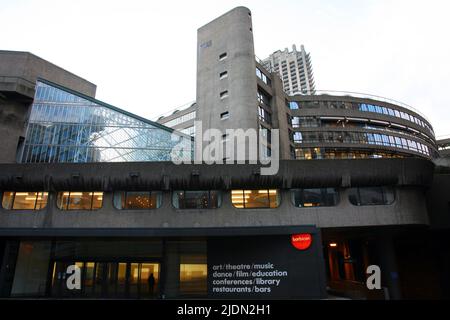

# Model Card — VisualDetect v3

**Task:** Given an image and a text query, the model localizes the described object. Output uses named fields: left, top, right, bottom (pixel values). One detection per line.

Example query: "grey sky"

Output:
left=1, top=0, right=449, bottom=137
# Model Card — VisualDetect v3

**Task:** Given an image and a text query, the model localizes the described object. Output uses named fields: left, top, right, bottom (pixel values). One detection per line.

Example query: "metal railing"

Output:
left=302, top=90, right=432, bottom=124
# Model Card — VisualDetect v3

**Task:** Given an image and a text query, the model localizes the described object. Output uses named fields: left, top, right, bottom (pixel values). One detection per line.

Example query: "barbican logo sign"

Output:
left=291, top=234, right=312, bottom=250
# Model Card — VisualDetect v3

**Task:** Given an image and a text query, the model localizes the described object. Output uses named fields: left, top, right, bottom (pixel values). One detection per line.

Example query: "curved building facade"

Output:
left=287, top=93, right=437, bottom=161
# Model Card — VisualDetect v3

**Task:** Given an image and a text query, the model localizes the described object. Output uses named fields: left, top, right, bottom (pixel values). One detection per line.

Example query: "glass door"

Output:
left=50, top=260, right=160, bottom=299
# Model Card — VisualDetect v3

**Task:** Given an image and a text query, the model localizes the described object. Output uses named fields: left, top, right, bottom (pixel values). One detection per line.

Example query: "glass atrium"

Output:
left=21, top=80, right=192, bottom=163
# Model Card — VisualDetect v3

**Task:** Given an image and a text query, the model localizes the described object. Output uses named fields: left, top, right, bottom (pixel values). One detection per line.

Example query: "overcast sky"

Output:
left=2, top=0, right=449, bottom=137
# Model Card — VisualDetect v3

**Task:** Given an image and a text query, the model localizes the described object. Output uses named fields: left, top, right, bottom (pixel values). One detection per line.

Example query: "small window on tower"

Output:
left=220, top=112, right=229, bottom=120
left=219, top=71, right=228, bottom=79
left=220, top=91, right=229, bottom=99
left=219, top=53, right=227, bottom=61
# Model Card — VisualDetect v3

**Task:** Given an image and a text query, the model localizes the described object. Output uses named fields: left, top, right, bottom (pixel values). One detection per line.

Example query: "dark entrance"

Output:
left=50, top=260, right=160, bottom=299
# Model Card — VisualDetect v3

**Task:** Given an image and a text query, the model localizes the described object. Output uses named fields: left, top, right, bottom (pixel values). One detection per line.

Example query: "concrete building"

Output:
left=0, top=7, right=449, bottom=300
left=157, top=102, right=197, bottom=137
left=262, top=44, right=316, bottom=95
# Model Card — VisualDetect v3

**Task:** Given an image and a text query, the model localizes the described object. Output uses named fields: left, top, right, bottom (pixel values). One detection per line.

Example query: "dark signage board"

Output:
left=207, top=229, right=327, bottom=299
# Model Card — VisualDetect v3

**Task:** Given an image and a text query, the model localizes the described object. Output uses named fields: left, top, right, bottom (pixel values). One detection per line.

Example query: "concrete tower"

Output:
left=196, top=6, right=258, bottom=160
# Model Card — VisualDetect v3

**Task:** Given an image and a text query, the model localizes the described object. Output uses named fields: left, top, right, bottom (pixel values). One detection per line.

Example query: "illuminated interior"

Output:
left=56, top=192, right=103, bottom=210
left=1, top=191, right=49, bottom=210
left=231, top=189, right=280, bottom=208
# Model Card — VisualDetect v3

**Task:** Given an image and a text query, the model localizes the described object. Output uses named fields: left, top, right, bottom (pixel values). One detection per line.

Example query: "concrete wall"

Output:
left=0, top=158, right=433, bottom=233
left=0, top=50, right=96, bottom=98
left=0, top=187, right=429, bottom=231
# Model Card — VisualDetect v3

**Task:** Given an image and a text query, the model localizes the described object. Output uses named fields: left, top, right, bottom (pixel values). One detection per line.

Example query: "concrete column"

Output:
left=377, top=233, right=402, bottom=300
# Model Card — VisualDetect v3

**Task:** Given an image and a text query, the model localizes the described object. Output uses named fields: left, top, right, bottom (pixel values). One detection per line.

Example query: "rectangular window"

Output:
left=219, top=71, right=228, bottom=79
left=57, top=191, right=103, bottom=210
left=289, top=101, right=299, bottom=110
left=220, top=111, right=229, bottom=120
left=179, top=255, right=207, bottom=295
left=113, top=191, right=162, bottom=209
left=291, top=188, right=339, bottom=207
left=219, top=52, right=227, bottom=61
left=173, top=190, right=221, bottom=209
left=1, top=191, right=48, bottom=210
left=231, top=189, right=280, bottom=209
left=256, top=89, right=271, bottom=107
left=219, top=90, right=229, bottom=99
left=348, top=187, right=395, bottom=206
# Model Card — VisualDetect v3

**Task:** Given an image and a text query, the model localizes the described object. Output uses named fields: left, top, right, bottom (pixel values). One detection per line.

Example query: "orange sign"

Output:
left=291, top=234, right=312, bottom=250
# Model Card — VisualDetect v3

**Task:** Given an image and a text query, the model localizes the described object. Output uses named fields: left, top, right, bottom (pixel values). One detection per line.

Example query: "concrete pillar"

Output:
left=377, top=233, right=402, bottom=300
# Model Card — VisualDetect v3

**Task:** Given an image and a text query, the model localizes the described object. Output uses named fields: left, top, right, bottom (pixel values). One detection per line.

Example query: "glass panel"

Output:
left=35, top=192, right=49, bottom=209
left=68, top=192, right=92, bottom=210
left=129, top=263, right=140, bottom=297
left=117, top=263, right=127, bottom=296
left=120, top=191, right=161, bottom=209
left=179, top=264, right=207, bottom=295
left=91, top=192, right=103, bottom=209
left=231, top=190, right=245, bottom=208
left=2, top=192, right=15, bottom=209
left=12, top=192, right=37, bottom=210
left=384, top=187, right=395, bottom=204
left=84, top=262, right=96, bottom=294
left=292, top=188, right=339, bottom=207
left=173, top=191, right=220, bottom=209
left=268, top=189, right=280, bottom=208
left=245, top=190, right=270, bottom=208
left=57, top=192, right=70, bottom=210
left=232, top=189, right=281, bottom=209
left=22, top=81, right=192, bottom=164
left=348, top=187, right=395, bottom=206
left=140, top=263, right=159, bottom=298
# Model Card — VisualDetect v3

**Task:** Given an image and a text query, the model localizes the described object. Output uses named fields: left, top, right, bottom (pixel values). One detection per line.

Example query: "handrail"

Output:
left=301, top=89, right=433, bottom=125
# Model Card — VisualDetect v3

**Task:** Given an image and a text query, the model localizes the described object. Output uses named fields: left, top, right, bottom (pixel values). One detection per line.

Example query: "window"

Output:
left=348, top=187, right=395, bottom=206
left=57, top=191, right=103, bottom=210
left=219, top=90, right=228, bottom=99
left=258, top=106, right=272, bottom=124
left=113, top=191, right=162, bottom=209
left=2, top=191, right=48, bottom=210
left=179, top=255, right=207, bottom=295
left=291, top=188, right=339, bottom=207
left=173, top=190, right=222, bottom=209
left=256, top=68, right=271, bottom=86
left=293, top=132, right=303, bottom=143
left=256, top=88, right=271, bottom=107
left=289, top=101, right=299, bottom=110
left=219, top=52, right=227, bottom=61
left=231, top=189, right=280, bottom=208
left=219, top=71, right=228, bottom=79
left=220, top=111, right=229, bottom=120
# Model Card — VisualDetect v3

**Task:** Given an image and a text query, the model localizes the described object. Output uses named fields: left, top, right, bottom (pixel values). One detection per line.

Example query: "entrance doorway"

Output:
left=50, top=260, right=160, bottom=299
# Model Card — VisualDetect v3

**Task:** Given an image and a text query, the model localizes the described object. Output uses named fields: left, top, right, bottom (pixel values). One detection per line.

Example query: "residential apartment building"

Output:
left=261, top=44, right=315, bottom=96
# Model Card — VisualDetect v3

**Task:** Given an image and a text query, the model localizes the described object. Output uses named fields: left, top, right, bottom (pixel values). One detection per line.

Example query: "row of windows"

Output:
left=256, top=68, right=271, bottom=86
left=292, top=131, right=431, bottom=156
left=293, top=147, right=405, bottom=160
left=162, top=111, right=196, bottom=128
left=287, top=99, right=434, bottom=134
left=288, top=116, right=434, bottom=144
left=1, top=187, right=396, bottom=211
